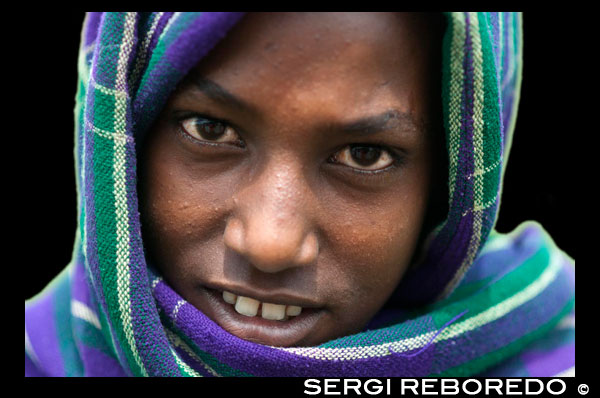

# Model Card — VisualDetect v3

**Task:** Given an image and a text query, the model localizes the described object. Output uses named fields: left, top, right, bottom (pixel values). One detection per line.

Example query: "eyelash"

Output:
left=176, top=113, right=245, bottom=148
left=175, top=114, right=404, bottom=179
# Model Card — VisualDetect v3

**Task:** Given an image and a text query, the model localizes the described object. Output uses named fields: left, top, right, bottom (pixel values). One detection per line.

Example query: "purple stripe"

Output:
left=172, top=345, right=215, bottom=377
left=164, top=12, right=246, bottom=74
left=70, top=252, right=92, bottom=307
left=79, top=345, right=129, bottom=377
left=133, top=12, right=245, bottom=138
left=83, top=81, right=100, bottom=295
left=176, top=302, right=437, bottom=376
left=489, top=13, right=501, bottom=71
left=82, top=78, right=131, bottom=375
left=118, top=17, right=181, bottom=374
left=84, top=12, right=103, bottom=48
left=125, top=141, right=181, bottom=376
left=25, top=353, right=47, bottom=377
left=391, top=13, right=478, bottom=306
left=462, top=224, right=541, bottom=284
left=147, top=12, right=175, bottom=56
left=521, top=342, right=574, bottom=377
left=159, top=283, right=439, bottom=376
left=25, top=293, right=65, bottom=376
left=393, top=211, right=474, bottom=306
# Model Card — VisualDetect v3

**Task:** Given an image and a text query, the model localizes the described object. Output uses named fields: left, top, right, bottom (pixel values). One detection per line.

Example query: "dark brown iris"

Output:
left=196, top=121, right=226, bottom=140
left=350, top=145, right=381, bottom=166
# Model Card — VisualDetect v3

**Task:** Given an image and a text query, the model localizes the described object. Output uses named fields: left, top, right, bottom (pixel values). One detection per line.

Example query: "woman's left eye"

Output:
left=329, top=144, right=397, bottom=172
left=179, top=117, right=242, bottom=145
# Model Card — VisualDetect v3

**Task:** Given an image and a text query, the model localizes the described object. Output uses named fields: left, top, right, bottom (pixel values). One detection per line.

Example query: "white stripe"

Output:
left=438, top=12, right=486, bottom=301
left=71, top=299, right=102, bottom=330
left=435, top=249, right=562, bottom=341
left=130, top=12, right=165, bottom=86
left=86, top=119, right=132, bottom=143
left=157, top=12, right=182, bottom=45
left=501, top=13, right=516, bottom=90
left=25, top=326, right=42, bottom=368
left=172, top=299, right=187, bottom=320
left=171, top=347, right=203, bottom=377
left=113, top=11, right=148, bottom=377
left=94, top=78, right=129, bottom=99
left=278, top=250, right=563, bottom=360
left=466, top=157, right=501, bottom=180
left=478, top=233, right=513, bottom=256
left=165, top=328, right=220, bottom=376
left=553, top=366, right=575, bottom=377
left=556, top=313, right=575, bottom=330
left=152, top=276, right=163, bottom=290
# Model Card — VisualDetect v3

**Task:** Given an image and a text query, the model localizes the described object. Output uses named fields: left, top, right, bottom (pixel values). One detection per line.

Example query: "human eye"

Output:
left=328, top=144, right=402, bottom=174
left=178, top=115, right=244, bottom=147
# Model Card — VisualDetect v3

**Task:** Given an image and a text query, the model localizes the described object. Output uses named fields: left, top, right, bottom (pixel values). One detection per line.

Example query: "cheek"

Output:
left=325, top=180, right=431, bottom=304
left=140, top=144, right=232, bottom=265
left=341, top=214, right=419, bottom=283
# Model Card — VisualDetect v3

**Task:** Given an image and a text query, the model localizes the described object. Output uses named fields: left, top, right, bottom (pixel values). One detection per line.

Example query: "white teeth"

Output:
left=261, top=303, right=286, bottom=320
left=286, top=305, right=302, bottom=316
left=223, top=290, right=304, bottom=320
left=234, top=296, right=260, bottom=317
left=222, top=291, right=237, bottom=304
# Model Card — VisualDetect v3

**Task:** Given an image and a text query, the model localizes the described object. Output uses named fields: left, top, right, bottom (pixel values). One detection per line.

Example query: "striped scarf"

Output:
left=25, top=12, right=575, bottom=377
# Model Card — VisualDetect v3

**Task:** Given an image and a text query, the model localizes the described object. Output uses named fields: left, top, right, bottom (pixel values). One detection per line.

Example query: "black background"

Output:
left=25, top=12, right=577, bottom=300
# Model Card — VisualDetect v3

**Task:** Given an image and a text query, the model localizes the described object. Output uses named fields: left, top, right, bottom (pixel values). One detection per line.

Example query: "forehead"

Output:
left=189, top=12, right=441, bottom=120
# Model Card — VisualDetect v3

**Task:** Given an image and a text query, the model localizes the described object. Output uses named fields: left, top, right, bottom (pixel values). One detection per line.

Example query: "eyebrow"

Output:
left=184, top=75, right=420, bottom=137
left=336, top=109, right=419, bottom=137
left=185, top=74, right=255, bottom=113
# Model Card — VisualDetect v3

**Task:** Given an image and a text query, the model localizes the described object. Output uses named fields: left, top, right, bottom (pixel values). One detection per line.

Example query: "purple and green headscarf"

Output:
left=25, top=12, right=575, bottom=377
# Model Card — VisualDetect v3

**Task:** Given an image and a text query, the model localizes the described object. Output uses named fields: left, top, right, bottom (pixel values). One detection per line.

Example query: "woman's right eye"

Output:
left=179, top=117, right=242, bottom=146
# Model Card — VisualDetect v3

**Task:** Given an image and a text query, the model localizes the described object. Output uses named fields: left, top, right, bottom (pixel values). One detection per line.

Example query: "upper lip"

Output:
left=202, top=281, right=322, bottom=309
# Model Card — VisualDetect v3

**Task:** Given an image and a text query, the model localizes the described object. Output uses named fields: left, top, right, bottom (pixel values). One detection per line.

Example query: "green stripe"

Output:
left=432, top=245, right=550, bottom=327
left=477, top=12, right=502, bottom=212
left=93, top=89, right=117, bottom=132
left=163, top=318, right=253, bottom=376
left=72, top=317, right=119, bottom=360
left=438, top=12, right=486, bottom=301
left=495, top=12, right=504, bottom=77
left=93, top=133, right=141, bottom=372
left=94, top=292, right=124, bottom=366
left=470, top=12, right=485, bottom=209
left=96, top=13, right=126, bottom=87
left=161, top=12, right=200, bottom=49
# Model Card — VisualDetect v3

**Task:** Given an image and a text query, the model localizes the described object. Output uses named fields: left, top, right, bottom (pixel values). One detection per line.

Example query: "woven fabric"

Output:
left=25, top=12, right=575, bottom=377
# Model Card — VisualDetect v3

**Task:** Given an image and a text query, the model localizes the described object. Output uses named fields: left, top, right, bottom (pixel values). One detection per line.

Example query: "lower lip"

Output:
left=200, top=287, right=324, bottom=347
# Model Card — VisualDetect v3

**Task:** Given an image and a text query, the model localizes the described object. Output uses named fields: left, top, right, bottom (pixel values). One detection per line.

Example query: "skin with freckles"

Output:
left=138, top=12, right=446, bottom=347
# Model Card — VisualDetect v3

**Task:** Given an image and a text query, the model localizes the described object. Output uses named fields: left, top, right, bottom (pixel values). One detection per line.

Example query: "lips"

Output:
left=199, top=284, right=325, bottom=347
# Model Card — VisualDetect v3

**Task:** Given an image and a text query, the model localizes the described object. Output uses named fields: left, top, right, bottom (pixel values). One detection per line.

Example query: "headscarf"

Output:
left=25, top=12, right=574, bottom=377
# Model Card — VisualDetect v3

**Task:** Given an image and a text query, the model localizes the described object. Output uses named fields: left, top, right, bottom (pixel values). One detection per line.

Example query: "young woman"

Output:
left=25, top=12, right=575, bottom=377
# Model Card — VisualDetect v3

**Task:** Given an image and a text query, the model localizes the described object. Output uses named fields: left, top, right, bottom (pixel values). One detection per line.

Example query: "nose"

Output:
left=223, top=162, right=319, bottom=273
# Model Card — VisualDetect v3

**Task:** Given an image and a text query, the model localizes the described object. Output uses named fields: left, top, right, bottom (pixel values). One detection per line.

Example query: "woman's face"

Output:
left=139, top=12, right=444, bottom=347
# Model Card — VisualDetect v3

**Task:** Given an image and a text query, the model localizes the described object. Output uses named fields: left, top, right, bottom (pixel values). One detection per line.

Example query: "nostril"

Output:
left=223, top=217, right=246, bottom=253
left=294, top=233, right=319, bottom=265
